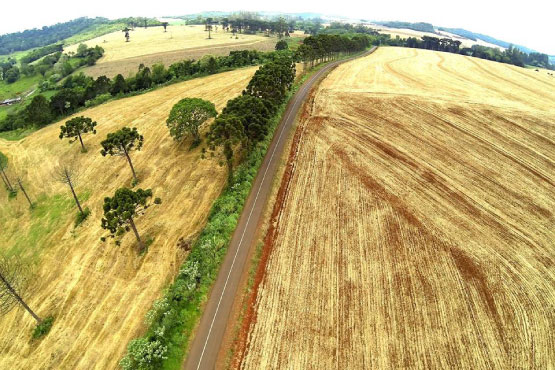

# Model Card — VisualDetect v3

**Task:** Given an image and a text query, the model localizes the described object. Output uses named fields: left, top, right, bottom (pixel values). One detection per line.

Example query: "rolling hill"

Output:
left=237, top=47, right=555, bottom=369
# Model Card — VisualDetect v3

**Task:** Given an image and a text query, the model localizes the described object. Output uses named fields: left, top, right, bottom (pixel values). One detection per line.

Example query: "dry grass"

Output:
left=65, top=25, right=275, bottom=78
left=0, top=67, right=256, bottom=369
left=239, top=47, right=555, bottom=369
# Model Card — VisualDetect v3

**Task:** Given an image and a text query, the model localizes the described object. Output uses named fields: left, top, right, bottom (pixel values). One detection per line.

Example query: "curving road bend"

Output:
left=183, top=46, right=378, bottom=370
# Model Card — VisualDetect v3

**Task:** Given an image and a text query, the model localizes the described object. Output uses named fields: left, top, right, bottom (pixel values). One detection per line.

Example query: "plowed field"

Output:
left=239, top=47, right=555, bottom=369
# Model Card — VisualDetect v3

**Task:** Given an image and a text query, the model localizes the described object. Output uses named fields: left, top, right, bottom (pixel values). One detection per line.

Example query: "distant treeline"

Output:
left=374, top=21, right=436, bottom=34
left=385, top=35, right=554, bottom=69
left=0, top=17, right=162, bottom=55
left=315, top=24, right=554, bottom=70
left=20, top=43, right=64, bottom=64
left=438, top=27, right=537, bottom=54
left=0, top=49, right=286, bottom=132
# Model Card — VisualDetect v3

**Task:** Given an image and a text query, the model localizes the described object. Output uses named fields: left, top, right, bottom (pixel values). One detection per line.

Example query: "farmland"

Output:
left=0, top=66, right=256, bottom=369
left=64, top=25, right=276, bottom=78
left=238, top=47, right=555, bottom=369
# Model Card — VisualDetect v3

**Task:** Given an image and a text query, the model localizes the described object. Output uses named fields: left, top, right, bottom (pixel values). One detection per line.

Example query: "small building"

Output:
left=0, top=97, right=22, bottom=106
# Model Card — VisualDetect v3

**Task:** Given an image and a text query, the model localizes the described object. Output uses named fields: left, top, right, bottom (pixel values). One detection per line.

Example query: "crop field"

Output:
left=65, top=25, right=275, bottom=78
left=238, top=47, right=555, bottom=369
left=0, top=66, right=256, bottom=369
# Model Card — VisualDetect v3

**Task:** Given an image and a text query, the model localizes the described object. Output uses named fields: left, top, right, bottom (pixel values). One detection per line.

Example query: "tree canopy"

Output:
left=100, top=127, right=144, bottom=182
left=59, top=116, right=97, bottom=151
left=101, top=187, right=153, bottom=251
left=166, top=98, right=217, bottom=144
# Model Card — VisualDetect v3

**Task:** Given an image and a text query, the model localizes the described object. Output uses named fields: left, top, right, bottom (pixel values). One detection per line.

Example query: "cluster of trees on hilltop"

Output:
left=0, top=49, right=288, bottom=132
left=296, top=34, right=372, bottom=67
left=0, top=18, right=107, bottom=54
left=374, top=21, right=436, bottom=34
left=320, top=22, right=380, bottom=36
left=0, top=44, right=103, bottom=85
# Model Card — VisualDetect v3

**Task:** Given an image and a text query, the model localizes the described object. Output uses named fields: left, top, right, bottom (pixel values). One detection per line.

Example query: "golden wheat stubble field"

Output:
left=239, top=47, right=555, bottom=369
left=65, top=25, right=275, bottom=78
left=0, top=66, right=256, bottom=369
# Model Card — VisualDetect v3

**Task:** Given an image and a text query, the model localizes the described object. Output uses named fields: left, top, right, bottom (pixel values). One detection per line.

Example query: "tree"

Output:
left=16, top=176, right=33, bottom=208
left=0, top=152, right=14, bottom=192
left=59, top=116, right=97, bottom=152
left=111, top=74, right=127, bottom=95
left=275, top=40, right=288, bottom=50
left=50, top=88, right=81, bottom=115
left=151, top=64, right=168, bottom=84
left=76, top=43, right=88, bottom=57
left=0, top=254, right=41, bottom=323
left=101, top=187, right=153, bottom=252
left=24, top=95, right=52, bottom=126
left=221, top=95, right=271, bottom=147
left=123, top=27, right=131, bottom=42
left=166, top=98, right=217, bottom=145
left=205, top=18, right=213, bottom=39
left=208, top=115, right=245, bottom=184
left=100, top=127, right=144, bottom=182
left=53, top=163, right=84, bottom=214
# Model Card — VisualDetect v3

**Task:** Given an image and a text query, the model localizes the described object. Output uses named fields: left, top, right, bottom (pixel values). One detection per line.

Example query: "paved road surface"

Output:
left=184, top=46, right=378, bottom=370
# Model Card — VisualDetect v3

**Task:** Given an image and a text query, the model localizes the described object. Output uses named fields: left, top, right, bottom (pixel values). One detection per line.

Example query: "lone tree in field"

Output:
left=53, top=163, right=84, bottom=214
left=16, top=176, right=33, bottom=208
left=162, top=22, right=168, bottom=32
left=100, top=127, right=144, bottom=183
left=59, top=116, right=97, bottom=152
left=0, top=152, right=14, bottom=192
left=123, top=27, right=131, bottom=42
left=0, top=254, right=41, bottom=323
left=101, top=187, right=153, bottom=252
left=205, top=18, right=213, bottom=39
left=166, top=98, right=217, bottom=146
left=208, top=115, right=245, bottom=184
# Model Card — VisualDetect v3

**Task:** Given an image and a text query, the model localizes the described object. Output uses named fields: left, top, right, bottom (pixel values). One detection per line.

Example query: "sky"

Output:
left=2, top=0, right=554, bottom=54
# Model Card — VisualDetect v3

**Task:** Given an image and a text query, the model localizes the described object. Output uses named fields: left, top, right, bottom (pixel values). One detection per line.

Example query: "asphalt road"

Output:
left=183, top=46, right=378, bottom=370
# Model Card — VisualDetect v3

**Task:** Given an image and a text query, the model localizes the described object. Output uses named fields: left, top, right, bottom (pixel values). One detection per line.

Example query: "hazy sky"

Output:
left=2, top=0, right=554, bottom=54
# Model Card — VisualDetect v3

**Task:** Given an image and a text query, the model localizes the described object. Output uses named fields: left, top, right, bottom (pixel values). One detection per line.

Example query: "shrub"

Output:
left=84, top=93, right=112, bottom=108
left=74, top=207, right=91, bottom=227
left=154, top=197, right=162, bottom=205
left=119, top=337, right=168, bottom=370
left=32, top=316, right=54, bottom=339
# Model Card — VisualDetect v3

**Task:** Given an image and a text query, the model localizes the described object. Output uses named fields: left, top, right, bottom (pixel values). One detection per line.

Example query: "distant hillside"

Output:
left=0, top=18, right=109, bottom=55
left=438, top=27, right=535, bottom=54
left=374, top=21, right=436, bottom=34
left=0, top=17, right=162, bottom=56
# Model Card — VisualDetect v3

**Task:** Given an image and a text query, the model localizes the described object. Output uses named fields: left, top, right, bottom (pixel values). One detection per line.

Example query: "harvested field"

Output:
left=65, top=25, right=275, bottom=78
left=0, top=67, right=256, bottom=369
left=239, top=47, right=555, bottom=369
